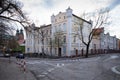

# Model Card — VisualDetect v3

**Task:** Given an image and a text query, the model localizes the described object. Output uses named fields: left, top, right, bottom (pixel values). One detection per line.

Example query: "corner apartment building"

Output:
left=25, top=7, right=93, bottom=57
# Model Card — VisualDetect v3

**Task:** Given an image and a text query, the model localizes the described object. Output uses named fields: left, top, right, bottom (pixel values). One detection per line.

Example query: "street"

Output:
left=0, top=53, right=120, bottom=80
left=26, top=54, right=120, bottom=80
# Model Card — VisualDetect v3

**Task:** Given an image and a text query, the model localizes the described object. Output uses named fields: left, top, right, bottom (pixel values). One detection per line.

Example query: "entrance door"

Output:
left=58, top=48, right=61, bottom=57
left=76, top=49, right=78, bottom=57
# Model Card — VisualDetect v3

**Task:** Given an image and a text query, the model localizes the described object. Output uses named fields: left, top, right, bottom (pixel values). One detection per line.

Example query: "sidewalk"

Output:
left=0, top=58, right=37, bottom=80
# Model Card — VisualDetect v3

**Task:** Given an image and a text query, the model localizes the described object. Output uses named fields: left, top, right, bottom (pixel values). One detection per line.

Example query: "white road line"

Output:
left=110, top=55, right=119, bottom=59
left=76, top=59, right=78, bottom=61
left=105, top=55, right=119, bottom=61
left=42, top=72, right=48, bottom=75
left=26, top=61, right=41, bottom=64
left=57, top=63, right=60, bottom=67
left=73, top=60, right=76, bottom=61
left=48, top=68, right=54, bottom=72
left=61, top=63, right=64, bottom=66
left=111, top=66, right=120, bottom=75
left=37, top=74, right=45, bottom=77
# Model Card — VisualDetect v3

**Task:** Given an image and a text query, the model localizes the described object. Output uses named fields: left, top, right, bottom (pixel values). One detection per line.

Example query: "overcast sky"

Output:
left=19, top=0, right=120, bottom=38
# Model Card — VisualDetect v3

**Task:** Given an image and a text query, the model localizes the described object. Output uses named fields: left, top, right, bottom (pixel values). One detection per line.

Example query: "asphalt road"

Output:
left=0, top=57, right=36, bottom=80
left=25, top=53, right=120, bottom=80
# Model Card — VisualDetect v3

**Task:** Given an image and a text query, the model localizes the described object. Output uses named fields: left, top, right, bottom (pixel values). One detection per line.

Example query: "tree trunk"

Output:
left=42, top=39, right=45, bottom=55
left=85, top=44, right=90, bottom=58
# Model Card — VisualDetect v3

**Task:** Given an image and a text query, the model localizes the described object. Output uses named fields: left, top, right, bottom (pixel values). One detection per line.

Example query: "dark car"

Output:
left=16, top=54, right=25, bottom=59
left=4, top=53, right=11, bottom=58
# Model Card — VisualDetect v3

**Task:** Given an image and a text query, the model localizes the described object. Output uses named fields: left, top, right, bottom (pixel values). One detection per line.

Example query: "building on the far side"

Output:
left=92, top=28, right=119, bottom=50
left=16, top=29, right=25, bottom=46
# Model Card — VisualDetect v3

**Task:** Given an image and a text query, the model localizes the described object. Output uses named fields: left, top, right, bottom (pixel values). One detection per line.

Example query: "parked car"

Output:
left=4, top=53, right=11, bottom=58
left=16, top=54, right=25, bottom=59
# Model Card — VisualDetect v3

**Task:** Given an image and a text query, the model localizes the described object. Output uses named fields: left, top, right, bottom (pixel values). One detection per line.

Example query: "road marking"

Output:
left=42, top=72, right=48, bottom=75
left=76, top=59, right=78, bottom=61
left=105, top=55, right=119, bottom=61
left=110, top=55, right=119, bottom=59
left=73, top=60, right=76, bottom=61
left=111, top=66, right=120, bottom=75
left=57, top=63, right=60, bottom=67
left=37, top=74, right=45, bottom=77
left=26, top=61, right=41, bottom=64
left=61, top=63, right=64, bottom=66
left=56, top=63, right=65, bottom=67
left=48, top=68, right=54, bottom=72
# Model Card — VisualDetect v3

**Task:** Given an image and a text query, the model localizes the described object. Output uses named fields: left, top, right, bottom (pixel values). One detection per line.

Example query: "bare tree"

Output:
left=0, top=22, right=15, bottom=47
left=7, top=36, right=19, bottom=50
left=0, top=0, right=29, bottom=27
left=0, top=0, right=30, bottom=50
left=35, top=26, right=48, bottom=56
left=75, top=9, right=109, bottom=58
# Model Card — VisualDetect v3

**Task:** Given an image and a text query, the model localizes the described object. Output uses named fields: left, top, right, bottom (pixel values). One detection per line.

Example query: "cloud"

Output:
left=38, top=0, right=54, bottom=8
left=19, top=0, right=120, bottom=38
left=107, top=0, right=120, bottom=10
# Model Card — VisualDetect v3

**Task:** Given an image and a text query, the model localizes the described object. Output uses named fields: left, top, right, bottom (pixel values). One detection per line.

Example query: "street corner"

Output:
left=111, top=65, right=120, bottom=75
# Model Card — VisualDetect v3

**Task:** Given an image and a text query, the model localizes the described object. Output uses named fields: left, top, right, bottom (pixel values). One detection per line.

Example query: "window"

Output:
left=50, top=30, right=52, bottom=34
left=55, top=48, right=57, bottom=54
left=63, top=23, right=66, bottom=31
left=55, top=37, right=57, bottom=43
left=94, top=44, right=96, bottom=49
left=46, top=30, right=48, bottom=35
left=63, top=46, right=66, bottom=53
left=27, top=48, right=30, bottom=52
left=63, top=36, right=66, bottom=43
left=73, top=36, right=76, bottom=42
left=46, top=38, right=48, bottom=44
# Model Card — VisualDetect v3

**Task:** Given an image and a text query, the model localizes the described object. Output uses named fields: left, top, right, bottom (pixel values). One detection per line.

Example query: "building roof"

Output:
left=93, top=27, right=104, bottom=35
left=40, top=24, right=51, bottom=29
left=72, top=14, right=92, bottom=24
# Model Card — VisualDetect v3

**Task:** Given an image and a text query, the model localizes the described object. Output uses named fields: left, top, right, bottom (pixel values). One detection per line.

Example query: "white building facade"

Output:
left=51, top=7, right=92, bottom=56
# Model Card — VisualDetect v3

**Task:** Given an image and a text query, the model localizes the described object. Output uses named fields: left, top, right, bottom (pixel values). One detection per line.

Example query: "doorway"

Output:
left=58, top=48, right=61, bottom=57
